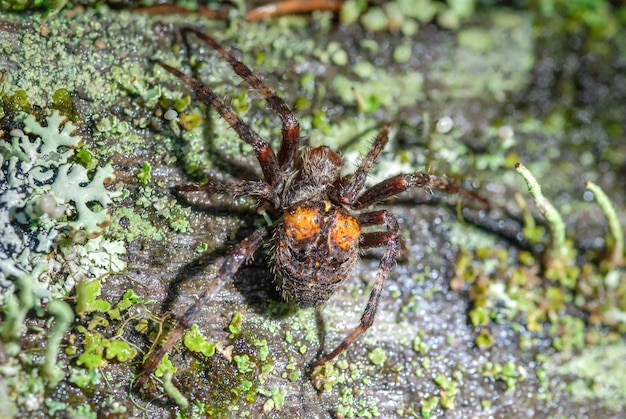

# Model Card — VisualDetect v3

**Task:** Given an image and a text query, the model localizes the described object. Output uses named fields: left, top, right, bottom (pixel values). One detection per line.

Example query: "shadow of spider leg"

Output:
left=135, top=226, right=271, bottom=390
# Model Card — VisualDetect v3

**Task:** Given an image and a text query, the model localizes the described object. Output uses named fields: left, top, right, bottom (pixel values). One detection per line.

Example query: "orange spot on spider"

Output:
left=330, top=213, right=361, bottom=251
left=284, top=206, right=321, bottom=241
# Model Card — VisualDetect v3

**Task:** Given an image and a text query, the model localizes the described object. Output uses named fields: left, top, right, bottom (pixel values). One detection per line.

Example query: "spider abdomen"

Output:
left=270, top=200, right=361, bottom=308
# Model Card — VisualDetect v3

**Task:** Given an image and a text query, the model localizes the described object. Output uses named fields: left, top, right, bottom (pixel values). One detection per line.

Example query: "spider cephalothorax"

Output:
left=136, top=27, right=477, bottom=389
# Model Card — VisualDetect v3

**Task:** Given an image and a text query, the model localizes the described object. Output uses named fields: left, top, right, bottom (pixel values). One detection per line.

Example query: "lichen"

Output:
left=547, top=343, right=626, bottom=412
left=1, top=110, right=120, bottom=304
left=0, top=105, right=124, bottom=413
left=41, top=299, right=74, bottom=386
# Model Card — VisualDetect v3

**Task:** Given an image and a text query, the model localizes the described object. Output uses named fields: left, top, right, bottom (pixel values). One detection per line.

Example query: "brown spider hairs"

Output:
left=136, top=27, right=481, bottom=391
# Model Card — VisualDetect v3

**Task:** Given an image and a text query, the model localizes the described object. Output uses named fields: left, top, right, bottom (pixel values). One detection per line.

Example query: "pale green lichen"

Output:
left=57, top=236, right=126, bottom=299
left=515, top=161, right=579, bottom=287
left=41, top=299, right=74, bottom=387
left=547, top=343, right=626, bottom=412
left=515, top=162, right=566, bottom=251
left=1, top=263, right=47, bottom=345
left=585, top=181, right=624, bottom=269
left=0, top=106, right=124, bottom=416
left=162, top=372, right=189, bottom=409
left=50, top=162, right=117, bottom=238
left=107, top=185, right=191, bottom=243
left=1, top=111, right=121, bottom=304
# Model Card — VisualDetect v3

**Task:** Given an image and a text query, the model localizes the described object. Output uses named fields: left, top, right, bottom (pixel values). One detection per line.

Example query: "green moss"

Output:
left=0, top=88, right=31, bottom=117
left=184, top=324, right=217, bottom=357
left=547, top=343, right=626, bottom=411
left=367, top=347, right=387, bottom=366
left=434, top=373, right=459, bottom=409
left=105, top=340, right=137, bottom=362
left=469, top=306, right=490, bottom=327
left=421, top=396, right=440, bottom=419
left=254, top=339, right=269, bottom=362
left=341, top=0, right=479, bottom=33
left=74, top=146, right=98, bottom=170
left=136, top=161, right=152, bottom=186
left=108, top=185, right=191, bottom=242
left=107, top=289, right=139, bottom=320
left=51, top=88, right=78, bottom=121
left=0, top=0, right=65, bottom=14
left=73, top=284, right=144, bottom=372
left=228, top=310, right=244, bottom=336
left=311, top=362, right=339, bottom=392
left=108, top=206, right=163, bottom=242
left=76, top=279, right=110, bottom=318
left=360, top=7, right=389, bottom=32
left=68, top=368, right=101, bottom=389
left=549, top=315, right=585, bottom=352
left=76, top=326, right=108, bottom=369
left=412, top=335, right=429, bottom=354
left=233, top=354, right=254, bottom=374
left=480, top=360, right=524, bottom=392
left=155, top=353, right=177, bottom=378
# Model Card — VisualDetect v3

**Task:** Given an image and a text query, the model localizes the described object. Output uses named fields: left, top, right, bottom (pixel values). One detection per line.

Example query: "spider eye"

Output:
left=330, top=213, right=361, bottom=251
left=284, top=206, right=322, bottom=241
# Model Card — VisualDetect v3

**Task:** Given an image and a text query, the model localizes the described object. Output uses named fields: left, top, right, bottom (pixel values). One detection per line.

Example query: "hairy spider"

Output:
left=137, top=27, right=476, bottom=389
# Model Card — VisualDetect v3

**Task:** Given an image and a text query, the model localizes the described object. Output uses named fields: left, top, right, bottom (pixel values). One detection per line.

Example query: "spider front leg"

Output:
left=180, top=28, right=301, bottom=169
left=338, top=125, right=390, bottom=205
left=135, top=226, right=271, bottom=390
left=156, top=60, right=281, bottom=186
left=355, top=171, right=481, bottom=209
left=312, top=210, right=401, bottom=368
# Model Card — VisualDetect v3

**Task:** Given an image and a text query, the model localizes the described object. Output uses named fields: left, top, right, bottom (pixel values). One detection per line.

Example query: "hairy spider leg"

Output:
left=135, top=226, right=272, bottom=390
left=312, top=209, right=401, bottom=367
left=178, top=180, right=280, bottom=210
left=157, top=60, right=281, bottom=187
left=355, top=172, right=470, bottom=209
left=181, top=28, right=301, bottom=170
left=338, top=125, right=390, bottom=205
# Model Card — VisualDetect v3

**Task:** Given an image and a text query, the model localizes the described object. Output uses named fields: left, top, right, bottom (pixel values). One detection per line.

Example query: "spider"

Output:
left=136, top=27, right=477, bottom=389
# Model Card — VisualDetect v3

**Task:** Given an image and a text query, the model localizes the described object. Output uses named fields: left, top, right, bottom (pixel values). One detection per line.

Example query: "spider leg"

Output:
left=355, top=171, right=482, bottom=209
left=157, top=61, right=281, bottom=187
left=178, top=180, right=280, bottom=209
left=135, top=226, right=271, bottom=390
left=181, top=28, right=301, bottom=169
left=312, top=210, right=400, bottom=367
left=338, top=125, right=390, bottom=206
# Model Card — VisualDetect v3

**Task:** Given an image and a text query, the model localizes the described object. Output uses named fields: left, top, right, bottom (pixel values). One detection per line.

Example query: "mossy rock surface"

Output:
left=1, top=2, right=625, bottom=418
